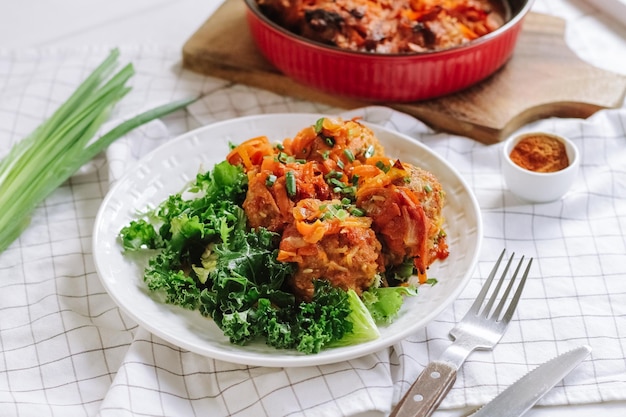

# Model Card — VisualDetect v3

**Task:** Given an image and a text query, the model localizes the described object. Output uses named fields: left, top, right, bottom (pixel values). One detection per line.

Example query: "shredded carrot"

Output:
left=417, top=269, right=428, bottom=284
left=351, top=164, right=382, bottom=179
left=296, top=219, right=328, bottom=243
left=277, top=249, right=299, bottom=262
left=260, top=156, right=283, bottom=174
left=284, top=126, right=317, bottom=157
left=227, top=136, right=274, bottom=171
left=273, top=181, right=293, bottom=218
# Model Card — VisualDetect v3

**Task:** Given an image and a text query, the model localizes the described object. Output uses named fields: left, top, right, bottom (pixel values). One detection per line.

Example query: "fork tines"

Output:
left=470, top=249, right=533, bottom=323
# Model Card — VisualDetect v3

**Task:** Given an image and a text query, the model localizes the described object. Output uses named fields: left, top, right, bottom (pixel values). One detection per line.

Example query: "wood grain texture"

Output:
left=389, top=361, right=457, bottom=417
left=182, top=0, right=626, bottom=143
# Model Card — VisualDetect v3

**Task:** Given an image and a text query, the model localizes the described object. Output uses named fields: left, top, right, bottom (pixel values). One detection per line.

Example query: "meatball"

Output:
left=242, top=171, right=287, bottom=232
left=355, top=159, right=447, bottom=274
left=396, top=162, right=448, bottom=265
left=277, top=198, right=383, bottom=300
left=357, top=183, right=430, bottom=271
left=242, top=161, right=334, bottom=232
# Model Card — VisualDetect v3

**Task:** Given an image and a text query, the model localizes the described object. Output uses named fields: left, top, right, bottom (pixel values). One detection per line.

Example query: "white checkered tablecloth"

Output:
left=1, top=0, right=626, bottom=416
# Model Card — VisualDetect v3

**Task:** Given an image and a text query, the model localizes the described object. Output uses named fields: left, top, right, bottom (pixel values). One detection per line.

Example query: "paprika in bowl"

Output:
left=502, top=132, right=580, bottom=203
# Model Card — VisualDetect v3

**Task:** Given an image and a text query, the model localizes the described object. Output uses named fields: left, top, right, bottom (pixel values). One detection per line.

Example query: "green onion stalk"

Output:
left=0, top=48, right=197, bottom=254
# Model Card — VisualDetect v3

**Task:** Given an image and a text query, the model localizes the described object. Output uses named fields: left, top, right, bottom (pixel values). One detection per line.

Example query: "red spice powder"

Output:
left=509, top=135, right=569, bottom=173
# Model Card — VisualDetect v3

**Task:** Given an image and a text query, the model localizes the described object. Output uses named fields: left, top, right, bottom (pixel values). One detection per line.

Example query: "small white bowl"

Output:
left=502, top=131, right=580, bottom=203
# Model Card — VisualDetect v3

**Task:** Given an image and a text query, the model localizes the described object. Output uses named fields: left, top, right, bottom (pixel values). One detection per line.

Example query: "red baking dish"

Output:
left=244, top=0, right=534, bottom=102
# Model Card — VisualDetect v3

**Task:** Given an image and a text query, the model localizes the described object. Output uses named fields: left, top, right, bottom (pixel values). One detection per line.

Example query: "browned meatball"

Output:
left=394, top=162, right=445, bottom=227
left=243, top=171, right=289, bottom=232
left=277, top=198, right=383, bottom=300
left=242, top=161, right=335, bottom=233
left=395, top=162, right=448, bottom=266
left=355, top=160, right=447, bottom=275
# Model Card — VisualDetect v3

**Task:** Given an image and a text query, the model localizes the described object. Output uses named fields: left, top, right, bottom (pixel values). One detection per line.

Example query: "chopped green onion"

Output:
left=276, top=152, right=304, bottom=164
left=277, top=152, right=289, bottom=163
left=322, top=204, right=348, bottom=221
left=325, top=170, right=342, bottom=180
left=0, top=48, right=196, bottom=254
left=329, top=178, right=344, bottom=188
left=314, top=118, right=324, bottom=134
left=286, top=171, right=297, bottom=197
left=349, top=207, right=365, bottom=217
left=424, top=184, right=433, bottom=193
left=336, top=159, right=345, bottom=169
left=335, top=209, right=348, bottom=221
left=266, top=174, right=277, bottom=187
left=364, top=145, right=375, bottom=158
left=343, top=149, right=355, bottom=162
left=341, top=186, right=357, bottom=196
left=324, top=136, right=335, bottom=147
left=375, top=160, right=390, bottom=173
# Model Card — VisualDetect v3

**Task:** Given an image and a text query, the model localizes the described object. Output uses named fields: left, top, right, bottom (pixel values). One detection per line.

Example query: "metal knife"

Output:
left=468, top=345, right=592, bottom=417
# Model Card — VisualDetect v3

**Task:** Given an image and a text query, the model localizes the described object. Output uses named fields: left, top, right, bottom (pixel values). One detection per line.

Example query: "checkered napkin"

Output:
left=1, top=45, right=626, bottom=417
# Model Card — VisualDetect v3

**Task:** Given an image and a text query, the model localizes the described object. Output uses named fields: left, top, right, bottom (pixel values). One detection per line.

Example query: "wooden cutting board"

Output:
left=182, top=0, right=626, bottom=143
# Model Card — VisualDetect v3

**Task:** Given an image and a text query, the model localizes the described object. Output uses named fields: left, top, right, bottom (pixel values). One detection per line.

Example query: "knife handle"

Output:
left=389, top=361, right=457, bottom=417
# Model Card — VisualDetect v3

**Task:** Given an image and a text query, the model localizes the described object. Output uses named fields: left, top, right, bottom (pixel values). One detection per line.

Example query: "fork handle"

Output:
left=389, top=361, right=457, bottom=417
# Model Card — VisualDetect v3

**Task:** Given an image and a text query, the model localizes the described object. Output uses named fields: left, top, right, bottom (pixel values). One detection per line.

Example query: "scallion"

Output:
left=266, top=174, right=277, bottom=187
left=314, top=118, right=325, bottom=134
left=285, top=171, right=297, bottom=197
left=0, top=48, right=197, bottom=254
left=349, top=207, right=365, bottom=217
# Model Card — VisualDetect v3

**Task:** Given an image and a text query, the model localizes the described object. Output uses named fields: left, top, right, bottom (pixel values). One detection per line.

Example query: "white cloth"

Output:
left=1, top=1, right=626, bottom=414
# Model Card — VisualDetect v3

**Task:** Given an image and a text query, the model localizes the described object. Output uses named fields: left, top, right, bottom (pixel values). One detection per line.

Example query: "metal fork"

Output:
left=390, top=249, right=533, bottom=417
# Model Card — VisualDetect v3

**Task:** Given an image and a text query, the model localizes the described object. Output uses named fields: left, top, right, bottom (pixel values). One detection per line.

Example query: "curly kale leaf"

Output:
left=198, top=227, right=295, bottom=345
left=144, top=248, right=202, bottom=309
left=120, top=161, right=248, bottom=309
left=292, top=281, right=354, bottom=353
left=202, top=276, right=378, bottom=354
left=119, top=219, right=163, bottom=251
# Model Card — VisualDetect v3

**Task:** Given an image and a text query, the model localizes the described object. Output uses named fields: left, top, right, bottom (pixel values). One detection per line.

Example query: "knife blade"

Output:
left=469, top=345, right=592, bottom=417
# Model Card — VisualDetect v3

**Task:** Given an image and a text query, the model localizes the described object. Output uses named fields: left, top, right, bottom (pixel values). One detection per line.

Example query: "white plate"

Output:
left=93, top=113, right=482, bottom=367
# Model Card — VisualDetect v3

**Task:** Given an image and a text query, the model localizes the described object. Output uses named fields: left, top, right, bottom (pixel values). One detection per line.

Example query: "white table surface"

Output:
left=1, top=1, right=625, bottom=416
